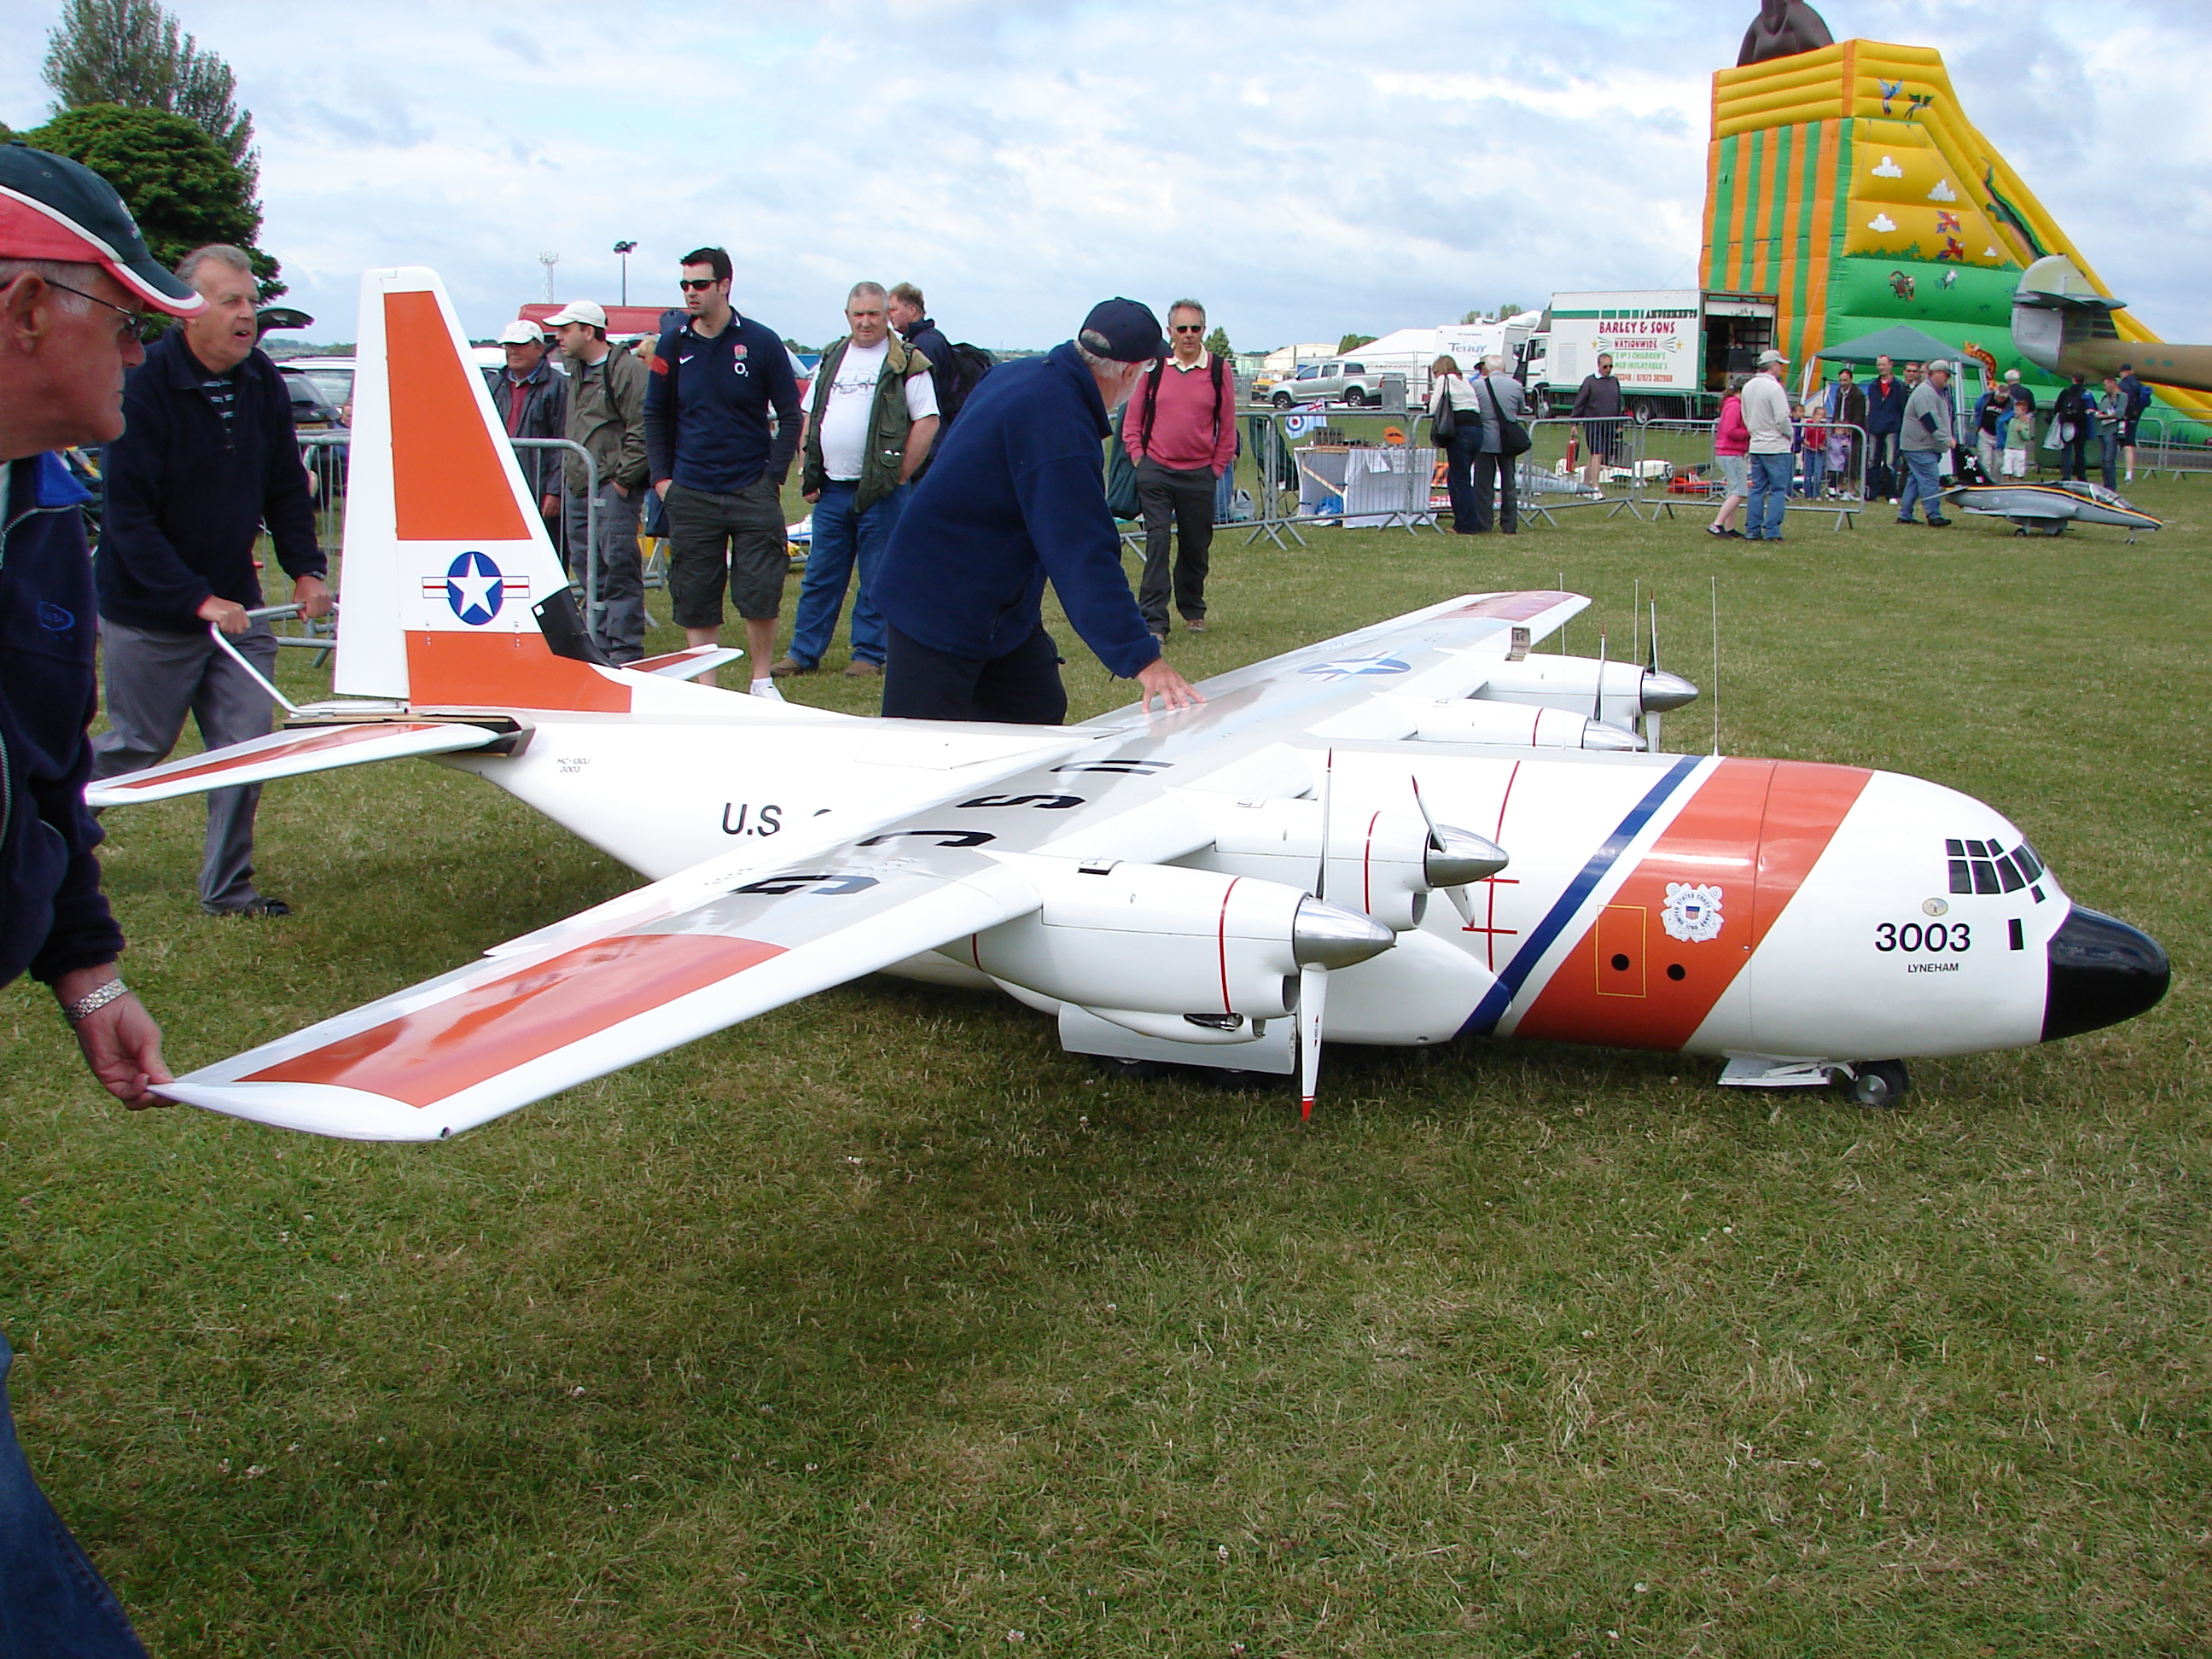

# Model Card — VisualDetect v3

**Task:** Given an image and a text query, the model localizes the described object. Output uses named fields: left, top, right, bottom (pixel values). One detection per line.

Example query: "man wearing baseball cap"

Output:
left=0, top=138, right=194, bottom=1659
left=871, top=298, right=1202, bottom=724
left=548, top=299, right=652, bottom=663
left=485, top=316, right=568, bottom=534
left=1740, top=346, right=1796, bottom=542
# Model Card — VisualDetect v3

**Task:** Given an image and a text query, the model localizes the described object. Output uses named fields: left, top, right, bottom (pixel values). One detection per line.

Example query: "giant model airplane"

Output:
left=94, top=270, right=2169, bottom=1140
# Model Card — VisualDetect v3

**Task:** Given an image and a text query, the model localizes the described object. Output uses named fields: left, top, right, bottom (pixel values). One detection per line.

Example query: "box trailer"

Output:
left=1541, top=290, right=1777, bottom=420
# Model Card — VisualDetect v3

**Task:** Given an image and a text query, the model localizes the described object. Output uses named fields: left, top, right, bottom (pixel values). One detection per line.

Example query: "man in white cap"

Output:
left=548, top=299, right=651, bottom=663
left=1, top=137, right=196, bottom=1658
left=485, top=317, right=568, bottom=533
left=1740, top=346, right=1796, bottom=542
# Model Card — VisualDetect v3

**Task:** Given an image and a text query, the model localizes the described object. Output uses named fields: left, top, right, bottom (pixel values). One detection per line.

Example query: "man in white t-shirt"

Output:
left=777, top=282, right=940, bottom=678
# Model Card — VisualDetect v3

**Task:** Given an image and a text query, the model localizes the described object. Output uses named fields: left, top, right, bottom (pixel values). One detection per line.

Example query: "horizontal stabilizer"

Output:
left=157, top=849, right=1041, bottom=1141
left=88, top=720, right=503, bottom=806
left=631, top=645, right=747, bottom=679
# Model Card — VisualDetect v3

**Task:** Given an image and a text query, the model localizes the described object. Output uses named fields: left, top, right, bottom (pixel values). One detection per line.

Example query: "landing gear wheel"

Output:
left=1843, top=1059, right=1910, bottom=1109
left=1091, top=1055, right=1167, bottom=1081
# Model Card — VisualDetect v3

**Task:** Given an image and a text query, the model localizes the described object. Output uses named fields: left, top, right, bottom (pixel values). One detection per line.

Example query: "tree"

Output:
left=1202, top=325, right=1231, bottom=360
left=25, top=104, right=282, bottom=299
left=1337, top=332, right=1377, bottom=354
left=42, top=0, right=258, bottom=193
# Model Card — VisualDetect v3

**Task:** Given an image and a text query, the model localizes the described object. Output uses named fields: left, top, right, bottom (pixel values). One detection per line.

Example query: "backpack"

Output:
left=2126, top=377, right=2152, bottom=418
left=1105, top=407, right=1141, bottom=520
left=936, top=341, right=996, bottom=422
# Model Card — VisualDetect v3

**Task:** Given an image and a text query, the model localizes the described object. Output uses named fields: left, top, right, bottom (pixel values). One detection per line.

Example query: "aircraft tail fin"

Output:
left=335, top=268, right=635, bottom=713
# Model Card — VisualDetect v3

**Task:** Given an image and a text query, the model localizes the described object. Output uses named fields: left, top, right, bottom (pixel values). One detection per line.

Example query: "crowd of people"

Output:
left=1702, top=350, right=2151, bottom=538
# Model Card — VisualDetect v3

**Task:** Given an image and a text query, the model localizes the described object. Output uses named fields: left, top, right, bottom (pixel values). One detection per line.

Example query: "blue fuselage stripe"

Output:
left=1461, top=754, right=1703, bottom=1036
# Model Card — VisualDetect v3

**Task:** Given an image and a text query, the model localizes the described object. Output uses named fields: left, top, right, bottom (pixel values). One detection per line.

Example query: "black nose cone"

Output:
left=2043, top=906, right=2170, bottom=1042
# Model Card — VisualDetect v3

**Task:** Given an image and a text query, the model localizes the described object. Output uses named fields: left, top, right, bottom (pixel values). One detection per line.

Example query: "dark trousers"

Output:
left=0, top=1331, right=148, bottom=1656
left=90, top=617, right=276, bottom=911
left=2062, top=433, right=2090, bottom=481
left=1471, top=448, right=1517, bottom=533
left=1443, top=428, right=1483, bottom=533
left=882, top=624, right=1067, bottom=726
left=1135, top=459, right=1214, bottom=631
left=1866, top=429, right=1900, bottom=494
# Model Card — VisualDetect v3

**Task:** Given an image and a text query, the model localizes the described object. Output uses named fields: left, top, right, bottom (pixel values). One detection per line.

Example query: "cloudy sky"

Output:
left=3, top=0, right=2207, bottom=350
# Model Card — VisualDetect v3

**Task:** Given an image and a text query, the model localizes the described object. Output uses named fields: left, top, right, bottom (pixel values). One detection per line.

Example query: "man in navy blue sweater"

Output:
left=92, top=242, right=329, bottom=916
left=2, top=138, right=196, bottom=1659
left=643, top=246, right=802, bottom=694
left=874, top=299, right=1202, bottom=725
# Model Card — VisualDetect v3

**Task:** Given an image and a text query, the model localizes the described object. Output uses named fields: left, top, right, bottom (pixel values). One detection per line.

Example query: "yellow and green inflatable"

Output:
left=1703, top=39, right=2212, bottom=421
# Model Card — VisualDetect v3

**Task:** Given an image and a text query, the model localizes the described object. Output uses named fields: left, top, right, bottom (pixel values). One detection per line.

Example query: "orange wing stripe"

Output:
left=1441, top=591, right=1575, bottom=622
left=247, top=934, right=787, bottom=1107
left=384, top=288, right=531, bottom=542
left=101, top=722, right=457, bottom=790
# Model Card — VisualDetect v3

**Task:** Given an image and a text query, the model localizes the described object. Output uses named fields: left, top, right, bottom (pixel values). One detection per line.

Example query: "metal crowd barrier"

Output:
left=2131, top=415, right=2212, bottom=480
left=298, top=433, right=650, bottom=640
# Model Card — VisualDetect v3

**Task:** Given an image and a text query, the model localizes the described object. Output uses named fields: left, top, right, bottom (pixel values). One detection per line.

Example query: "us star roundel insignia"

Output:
left=1298, top=652, right=1412, bottom=683
left=422, top=550, right=529, bottom=626
left=1662, top=882, right=1725, bottom=944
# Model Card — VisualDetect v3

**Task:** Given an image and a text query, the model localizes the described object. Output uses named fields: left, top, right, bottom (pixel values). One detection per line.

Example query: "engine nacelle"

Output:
left=951, top=860, right=1392, bottom=1020
left=1409, top=698, right=1639, bottom=752
left=1478, top=653, right=1698, bottom=731
left=1181, top=799, right=1505, bottom=931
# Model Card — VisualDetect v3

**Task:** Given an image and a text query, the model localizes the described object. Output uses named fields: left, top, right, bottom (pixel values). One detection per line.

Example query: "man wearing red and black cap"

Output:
left=0, top=138, right=197, bottom=1657
left=872, top=298, right=1203, bottom=725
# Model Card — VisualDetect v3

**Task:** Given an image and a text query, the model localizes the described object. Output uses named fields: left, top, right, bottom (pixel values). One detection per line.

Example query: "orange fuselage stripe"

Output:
left=1511, top=758, right=1870, bottom=1051
left=247, top=933, right=787, bottom=1106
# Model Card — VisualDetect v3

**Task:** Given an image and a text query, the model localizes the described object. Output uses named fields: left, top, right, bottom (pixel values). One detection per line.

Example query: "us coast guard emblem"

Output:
left=1662, top=882, right=1725, bottom=944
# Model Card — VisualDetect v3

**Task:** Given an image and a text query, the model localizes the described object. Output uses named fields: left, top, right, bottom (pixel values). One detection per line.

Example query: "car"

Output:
left=1268, top=358, right=1403, bottom=409
left=278, top=357, right=355, bottom=432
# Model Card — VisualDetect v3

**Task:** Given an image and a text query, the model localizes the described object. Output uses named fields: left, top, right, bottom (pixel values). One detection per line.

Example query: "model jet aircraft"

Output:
left=92, top=268, right=2169, bottom=1140
left=1941, top=480, right=2163, bottom=538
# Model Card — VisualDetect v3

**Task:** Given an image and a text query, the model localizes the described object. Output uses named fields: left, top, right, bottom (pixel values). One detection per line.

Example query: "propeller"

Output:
left=1409, top=776, right=1508, bottom=927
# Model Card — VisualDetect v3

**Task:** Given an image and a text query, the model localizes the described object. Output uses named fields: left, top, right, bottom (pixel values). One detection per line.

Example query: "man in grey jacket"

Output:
left=1468, top=354, right=1527, bottom=533
left=550, top=300, right=651, bottom=661
left=1897, top=359, right=1955, bottom=528
left=1740, top=348, right=1796, bottom=542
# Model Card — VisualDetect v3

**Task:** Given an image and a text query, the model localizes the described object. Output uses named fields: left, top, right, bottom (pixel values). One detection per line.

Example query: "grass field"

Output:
left=3, top=479, right=2206, bottom=1656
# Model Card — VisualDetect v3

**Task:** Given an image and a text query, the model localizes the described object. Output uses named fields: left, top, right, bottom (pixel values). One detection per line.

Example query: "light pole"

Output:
left=613, top=240, right=637, bottom=307
left=538, top=250, right=559, bottom=302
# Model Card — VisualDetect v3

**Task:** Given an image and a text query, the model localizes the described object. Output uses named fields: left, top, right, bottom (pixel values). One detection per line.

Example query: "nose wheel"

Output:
left=1842, top=1060, right=1911, bottom=1109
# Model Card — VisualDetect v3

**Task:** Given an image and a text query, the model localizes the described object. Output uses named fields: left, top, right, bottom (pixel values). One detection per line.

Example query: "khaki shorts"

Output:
left=663, top=476, right=788, bottom=627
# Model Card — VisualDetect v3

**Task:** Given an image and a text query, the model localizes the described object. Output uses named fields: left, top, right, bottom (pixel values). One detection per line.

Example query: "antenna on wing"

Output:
left=1592, top=631, right=1608, bottom=726
left=1300, top=749, right=1336, bottom=1121
left=1643, top=597, right=1662, bottom=753
left=1710, top=574, right=1722, bottom=757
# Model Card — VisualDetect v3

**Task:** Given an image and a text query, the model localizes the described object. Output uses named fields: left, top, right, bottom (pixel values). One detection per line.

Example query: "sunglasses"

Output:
left=46, top=278, right=156, bottom=344
left=1172, top=324, right=1205, bottom=334
left=678, top=277, right=721, bottom=293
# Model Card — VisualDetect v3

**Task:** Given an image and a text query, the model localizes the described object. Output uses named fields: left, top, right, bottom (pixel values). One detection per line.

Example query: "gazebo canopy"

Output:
left=1814, top=323, right=1961, bottom=364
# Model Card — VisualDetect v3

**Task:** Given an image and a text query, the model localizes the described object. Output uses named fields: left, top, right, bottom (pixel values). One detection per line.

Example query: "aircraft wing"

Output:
left=87, top=721, right=507, bottom=806
left=160, top=842, right=1039, bottom=1141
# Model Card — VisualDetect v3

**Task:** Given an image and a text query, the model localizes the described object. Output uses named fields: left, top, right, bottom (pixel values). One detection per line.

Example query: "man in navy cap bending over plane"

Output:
left=873, top=298, right=1202, bottom=725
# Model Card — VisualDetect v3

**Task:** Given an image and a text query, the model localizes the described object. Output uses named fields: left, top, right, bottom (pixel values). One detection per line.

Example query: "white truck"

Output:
left=1540, top=290, right=1778, bottom=421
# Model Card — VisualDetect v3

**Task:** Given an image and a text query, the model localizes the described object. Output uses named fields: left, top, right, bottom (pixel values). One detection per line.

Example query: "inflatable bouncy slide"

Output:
left=1701, top=37, right=2212, bottom=422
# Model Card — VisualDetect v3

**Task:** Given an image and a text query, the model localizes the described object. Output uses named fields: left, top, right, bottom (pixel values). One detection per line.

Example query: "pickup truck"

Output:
left=1270, top=358, right=1399, bottom=408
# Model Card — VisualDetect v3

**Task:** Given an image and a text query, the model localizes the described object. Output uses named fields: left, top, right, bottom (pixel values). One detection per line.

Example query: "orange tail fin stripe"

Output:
left=405, top=632, right=632, bottom=713
left=247, top=933, right=787, bottom=1106
left=384, top=288, right=531, bottom=542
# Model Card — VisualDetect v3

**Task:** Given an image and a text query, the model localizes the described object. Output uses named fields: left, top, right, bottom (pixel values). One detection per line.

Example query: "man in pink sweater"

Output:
left=1124, top=299, right=1238, bottom=637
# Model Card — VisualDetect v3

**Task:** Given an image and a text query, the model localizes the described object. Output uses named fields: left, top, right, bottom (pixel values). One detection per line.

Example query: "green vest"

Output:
left=800, top=333, right=935, bottom=514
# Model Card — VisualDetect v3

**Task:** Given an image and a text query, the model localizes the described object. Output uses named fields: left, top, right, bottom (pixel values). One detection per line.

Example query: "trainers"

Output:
left=768, top=656, right=816, bottom=678
left=205, top=896, right=292, bottom=917
left=1182, top=617, right=1208, bottom=634
left=843, top=660, right=882, bottom=678
left=750, top=678, right=786, bottom=701
left=1926, top=515, right=1952, bottom=527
